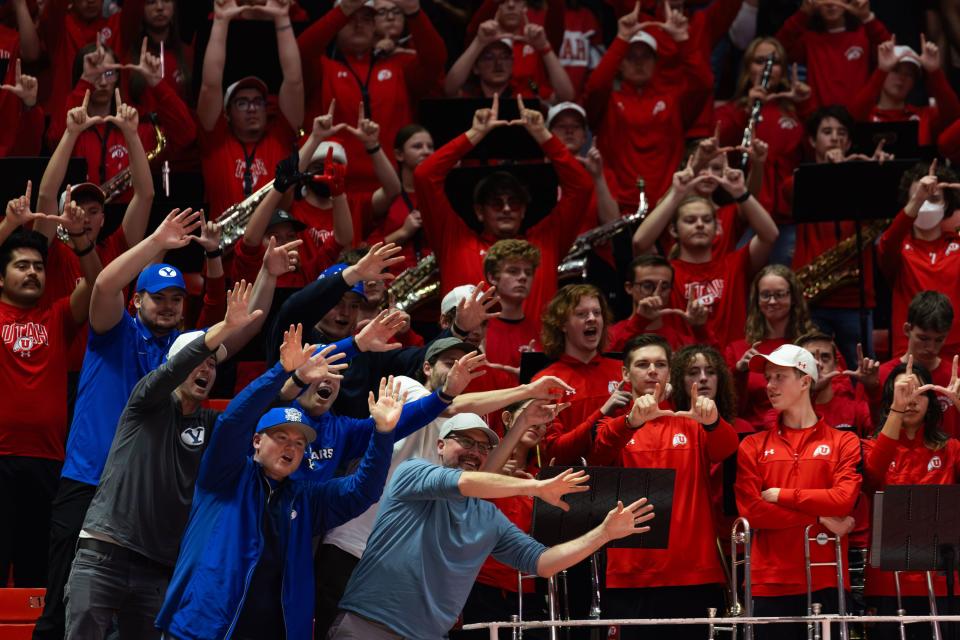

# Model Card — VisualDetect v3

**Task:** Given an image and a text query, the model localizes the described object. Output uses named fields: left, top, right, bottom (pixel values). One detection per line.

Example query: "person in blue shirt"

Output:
left=34, top=208, right=300, bottom=640
left=156, top=326, right=401, bottom=640
left=331, top=413, right=657, bottom=640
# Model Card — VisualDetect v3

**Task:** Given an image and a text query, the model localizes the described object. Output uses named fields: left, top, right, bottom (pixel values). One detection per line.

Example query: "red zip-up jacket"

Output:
left=862, top=430, right=960, bottom=597
left=591, top=413, right=739, bottom=587
left=735, top=417, right=862, bottom=596
left=414, top=133, right=594, bottom=318
left=939, top=117, right=960, bottom=164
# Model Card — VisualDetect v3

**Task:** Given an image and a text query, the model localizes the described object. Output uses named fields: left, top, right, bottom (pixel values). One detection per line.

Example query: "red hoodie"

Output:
left=735, top=417, right=862, bottom=596
left=591, top=413, right=739, bottom=588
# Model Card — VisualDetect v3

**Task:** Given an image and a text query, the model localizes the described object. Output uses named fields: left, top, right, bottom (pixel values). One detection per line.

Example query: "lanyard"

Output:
left=90, top=123, right=114, bottom=185
left=341, top=53, right=376, bottom=119
left=240, top=140, right=260, bottom=196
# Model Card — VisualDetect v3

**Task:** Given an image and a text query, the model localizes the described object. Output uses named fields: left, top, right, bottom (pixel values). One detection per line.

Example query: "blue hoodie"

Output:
left=155, top=347, right=393, bottom=639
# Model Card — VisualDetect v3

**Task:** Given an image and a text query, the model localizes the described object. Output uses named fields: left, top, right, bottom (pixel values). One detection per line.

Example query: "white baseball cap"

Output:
left=893, top=45, right=921, bottom=69
left=223, top=76, right=268, bottom=109
left=441, top=284, right=476, bottom=316
left=438, top=413, right=500, bottom=447
left=629, top=31, right=658, bottom=54
left=166, top=330, right=228, bottom=363
left=310, top=141, right=348, bottom=166
left=748, top=344, right=819, bottom=383
left=546, top=101, right=587, bottom=129
left=335, top=0, right=374, bottom=7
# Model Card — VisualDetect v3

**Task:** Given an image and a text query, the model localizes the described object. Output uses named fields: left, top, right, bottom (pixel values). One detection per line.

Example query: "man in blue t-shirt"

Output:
left=331, top=413, right=657, bottom=640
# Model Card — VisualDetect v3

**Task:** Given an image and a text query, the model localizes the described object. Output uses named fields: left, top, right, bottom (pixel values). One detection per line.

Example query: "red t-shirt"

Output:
left=366, top=191, right=431, bottom=275
left=591, top=413, right=739, bottom=587
left=557, top=6, right=602, bottom=100
left=608, top=312, right=715, bottom=353
left=0, top=297, right=80, bottom=460
left=42, top=229, right=129, bottom=305
left=659, top=202, right=746, bottom=258
left=200, top=116, right=296, bottom=220
left=533, top=353, right=624, bottom=465
left=230, top=228, right=341, bottom=289
left=876, top=210, right=960, bottom=359
left=670, top=244, right=752, bottom=346
left=484, top=316, right=540, bottom=374
left=0, top=27, right=44, bottom=158
left=725, top=337, right=788, bottom=431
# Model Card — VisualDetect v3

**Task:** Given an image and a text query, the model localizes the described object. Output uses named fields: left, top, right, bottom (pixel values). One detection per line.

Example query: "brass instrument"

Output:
left=389, top=253, right=439, bottom=312
left=741, top=55, right=774, bottom=169
left=804, top=524, right=849, bottom=640
left=558, top=178, right=648, bottom=280
left=100, top=116, right=166, bottom=203
left=710, top=517, right=753, bottom=640
left=795, top=219, right=889, bottom=303
left=217, top=180, right=277, bottom=252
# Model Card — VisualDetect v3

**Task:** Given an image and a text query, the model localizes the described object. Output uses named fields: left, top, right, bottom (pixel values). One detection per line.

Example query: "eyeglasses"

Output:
left=631, top=279, right=671, bottom=296
left=233, top=97, right=266, bottom=112
left=375, top=7, right=403, bottom=17
left=445, top=434, right=494, bottom=455
left=759, top=290, right=790, bottom=302
left=98, top=69, right=118, bottom=82
left=478, top=52, right=513, bottom=65
left=485, top=196, right=523, bottom=210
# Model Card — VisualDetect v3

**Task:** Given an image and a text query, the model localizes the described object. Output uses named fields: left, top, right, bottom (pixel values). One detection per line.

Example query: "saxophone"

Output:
left=795, top=219, right=890, bottom=303
left=558, top=178, right=648, bottom=279
left=389, top=253, right=439, bottom=312
left=217, top=180, right=277, bottom=252
left=100, top=116, right=166, bottom=203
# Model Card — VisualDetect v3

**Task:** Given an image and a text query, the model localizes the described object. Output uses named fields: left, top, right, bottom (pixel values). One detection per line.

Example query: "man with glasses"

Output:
left=609, top=254, right=713, bottom=352
left=329, top=411, right=656, bottom=639
left=415, top=96, right=593, bottom=318
left=196, top=0, right=303, bottom=220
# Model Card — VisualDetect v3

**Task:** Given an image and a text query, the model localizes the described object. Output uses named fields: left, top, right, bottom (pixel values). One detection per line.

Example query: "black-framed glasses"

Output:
left=445, top=434, right=494, bottom=455
left=375, top=7, right=403, bottom=17
left=631, top=279, right=671, bottom=296
left=233, top=97, right=266, bottom=112
left=759, top=290, right=790, bottom=302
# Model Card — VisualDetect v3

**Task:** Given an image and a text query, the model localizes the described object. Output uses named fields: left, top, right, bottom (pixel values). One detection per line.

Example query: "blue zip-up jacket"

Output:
left=296, top=389, right=449, bottom=480
left=155, top=340, right=393, bottom=640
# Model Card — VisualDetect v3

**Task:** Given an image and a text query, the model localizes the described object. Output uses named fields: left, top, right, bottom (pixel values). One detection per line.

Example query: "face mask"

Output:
left=914, top=200, right=945, bottom=231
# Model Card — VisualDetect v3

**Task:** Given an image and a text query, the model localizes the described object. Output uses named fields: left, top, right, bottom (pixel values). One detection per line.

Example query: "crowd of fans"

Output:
left=1, top=0, right=960, bottom=639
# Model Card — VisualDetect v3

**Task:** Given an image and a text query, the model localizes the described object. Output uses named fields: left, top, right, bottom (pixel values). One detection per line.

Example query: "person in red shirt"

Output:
left=775, top=0, right=890, bottom=109
left=482, top=239, right=541, bottom=378
left=849, top=35, right=960, bottom=147
left=414, top=95, right=593, bottom=318
left=0, top=194, right=102, bottom=587
left=589, top=334, right=737, bottom=640
left=557, top=1, right=604, bottom=101
left=120, top=0, right=194, bottom=105
left=444, top=19, right=574, bottom=102
left=583, top=6, right=711, bottom=208
left=795, top=332, right=872, bottom=437
left=725, top=264, right=816, bottom=430
left=862, top=358, right=960, bottom=638
left=0, top=54, right=44, bottom=158
left=608, top=254, right=712, bottom=352
left=533, top=284, right=624, bottom=465
left=877, top=161, right=960, bottom=359
left=296, top=0, right=446, bottom=194
left=197, top=0, right=302, bottom=220
left=735, top=344, right=863, bottom=640
left=633, top=162, right=779, bottom=347
left=938, top=116, right=960, bottom=165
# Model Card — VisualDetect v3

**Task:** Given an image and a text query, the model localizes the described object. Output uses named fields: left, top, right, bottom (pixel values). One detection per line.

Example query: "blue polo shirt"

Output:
left=61, top=312, right=180, bottom=486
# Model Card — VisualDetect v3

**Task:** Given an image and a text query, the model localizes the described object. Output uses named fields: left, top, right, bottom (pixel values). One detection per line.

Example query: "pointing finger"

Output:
left=906, top=353, right=913, bottom=377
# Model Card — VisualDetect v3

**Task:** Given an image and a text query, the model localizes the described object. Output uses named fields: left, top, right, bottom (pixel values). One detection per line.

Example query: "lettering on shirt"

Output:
left=559, top=31, right=594, bottom=67
left=844, top=46, right=864, bottom=61
left=652, top=100, right=666, bottom=116
left=683, top=279, right=724, bottom=308
left=927, top=456, right=942, bottom=472
left=233, top=157, right=268, bottom=188
left=671, top=433, right=688, bottom=447
left=180, top=426, right=206, bottom=447
left=812, top=444, right=831, bottom=457
left=306, top=447, right=335, bottom=470
left=2, top=322, right=50, bottom=358
left=779, top=116, right=798, bottom=130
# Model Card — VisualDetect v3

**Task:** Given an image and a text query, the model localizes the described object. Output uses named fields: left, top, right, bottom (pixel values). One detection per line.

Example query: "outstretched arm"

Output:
left=198, top=0, right=246, bottom=131
left=271, top=0, right=305, bottom=130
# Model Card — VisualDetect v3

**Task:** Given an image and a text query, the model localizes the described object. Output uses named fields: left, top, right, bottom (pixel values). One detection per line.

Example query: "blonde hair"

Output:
left=733, top=37, right=793, bottom=108
left=744, top=264, right=815, bottom=343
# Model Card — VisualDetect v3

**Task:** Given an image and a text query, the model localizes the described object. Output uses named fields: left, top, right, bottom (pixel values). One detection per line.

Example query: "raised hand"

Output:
left=746, top=137, right=769, bottom=165
left=59, top=187, right=89, bottom=239
left=656, top=3, right=690, bottom=42
left=919, top=354, right=960, bottom=410
left=223, top=279, right=264, bottom=329
left=672, top=157, right=717, bottom=197
left=659, top=296, right=709, bottom=326
left=601, top=381, right=633, bottom=416
left=344, top=101, right=381, bottom=150
left=110, top=37, right=163, bottom=87
left=845, top=0, right=872, bottom=23
left=690, top=125, right=737, bottom=172
left=263, top=236, right=303, bottom=275
left=877, top=35, right=898, bottom=72
left=196, top=211, right=222, bottom=252
left=355, top=309, right=407, bottom=352
left=766, top=63, right=810, bottom=104
left=1, top=59, right=38, bottom=107
left=104, top=89, right=139, bottom=137
left=151, top=208, right=203, bottom=249
left=626, top=383, right=673, bottom=428
left=920, top=32, right=940, bottom=73
left=525, top=375, right=576, bottom=400
left=477, top=19, right=503, bottom=46
left=510, top=95, right=548, bottom=141
left=600, top=498, right=655, bottom=541
left=736, top=341, right=762, bottom=373
left=617, top=1, right=643, bottom=42
left=577, top=144, right=604, bottom=179
left=718, top=166, right=748, bottom=199
left=280, top=324, right=349, bottom=377
left=534, top=468, right=591, bottom=511
left=890, top=353, right=923, bottom=412
left=214, top=0, right=249, bottom=21
left=441, top=350, right=488, bottom=397
left=347, top=242, right=405, bottom=282
left=841, top=342, right=880, bottom=388
left=311, top=100, right=347, bottom=141
left=81, top=37, right=111, bottom=84
left=673, top=382, right=719, bottom=425
left=369, top=376, right=409, bottom=433
left=523, top=21, right=550, bottom=51
left=512, top=398, right=571, bottom=430
left=310, top=147, right=348, bottom=198
left=455, top=281, right=502, bottom=333
left=67, top=91, right=106, bottom=134
left=273, top=144, right=303, bottom=194
left=4, top=181, right=52, bottom=228
left=469, top=93, right=511, bottom=138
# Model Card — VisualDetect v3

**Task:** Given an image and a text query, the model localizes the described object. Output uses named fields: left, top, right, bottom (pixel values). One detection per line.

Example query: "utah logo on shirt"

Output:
left=3, top=322, right=49, bottom=358
left=812, top=444, right=831, bottom=457
left=684, top=279, right=724, bottom=309
left=928, top=456, right=942, bottom=472
left=671, top=433, right=688, bottom=448
left=844, top=46, right=864, bottom=61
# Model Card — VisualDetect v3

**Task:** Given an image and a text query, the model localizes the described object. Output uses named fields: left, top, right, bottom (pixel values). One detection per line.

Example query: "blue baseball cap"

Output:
left=256, top=407, right=317, bottom=443
left=136, top=263, right=186, bottom=294
left=318, top=263, right=365, bottom=299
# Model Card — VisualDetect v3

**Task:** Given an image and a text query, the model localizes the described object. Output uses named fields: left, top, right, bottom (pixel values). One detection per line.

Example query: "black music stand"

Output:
left=871, top=485, right=960, bottom=639
left=0, top=157, right=88, bottom=209
left=792, top=159, right=918, bottom=349
left=531, top=466, right=675, bottom=549
left=853, top=121, right=919, bottom=160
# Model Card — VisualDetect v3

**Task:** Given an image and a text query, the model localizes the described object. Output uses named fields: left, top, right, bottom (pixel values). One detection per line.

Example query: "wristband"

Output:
left=438, top=389, right=455, bottom=404
left=291, top=371, right=308, bottom=389
left=451, top=322, right=467, bottom=338
left=205, top=248, right=223, bottom=259
left=365, top=144, right=381, bottom=155
left=734, top=191, right=751, bottom=204
left=702, top=418, right=720, bottom=432
left=73, top=242, right=95, bottom=257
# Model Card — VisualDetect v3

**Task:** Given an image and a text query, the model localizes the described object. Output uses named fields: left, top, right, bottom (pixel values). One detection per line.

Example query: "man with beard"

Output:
left=330, top=411, right=656, bottom=639
left=0, top=188, right=101, bottom=589
left=735, top=344, right=863, bottom=640
left=64, top=282, right=261, bottom=639
left=589, top=334, right=738, bottom=640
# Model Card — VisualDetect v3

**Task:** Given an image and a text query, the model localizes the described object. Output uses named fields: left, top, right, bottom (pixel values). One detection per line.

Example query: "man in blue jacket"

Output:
left=156, top=325, right=402, bottom=640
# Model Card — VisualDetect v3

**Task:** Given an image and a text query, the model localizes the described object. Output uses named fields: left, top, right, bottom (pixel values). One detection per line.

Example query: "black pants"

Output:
left=33, top=478, right=97, bottom=639
left=868, top=596, right=958, bottom=640
left=314, top=544, right=361, bottom=640
left=0, top=455, right=61, bottom=587
left=604, top=583, right=725, bottom=640
left=450, top=581, right=550, bottom=640
left=753, top=588, right=843, bottom=640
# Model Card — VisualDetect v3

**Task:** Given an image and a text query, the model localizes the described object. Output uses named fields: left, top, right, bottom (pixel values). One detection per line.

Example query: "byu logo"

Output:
left=181, top=426, right=206, bottom=446
left=158, top=267, right=178, bottom=278
left=928, top=456, right=942, bottom=472
left=284, top=408, right=303, bottom=423
left=813, top=444, right=831, bottom=457
left=672, top=433, right=688, bottom=447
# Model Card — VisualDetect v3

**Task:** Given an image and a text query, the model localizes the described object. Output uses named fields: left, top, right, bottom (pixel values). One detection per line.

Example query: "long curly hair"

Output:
left=540, top=284, right=611, bottom=359
left=744, top=264, right=815, bottom=344
left=670, top=345, right=737, bottom=422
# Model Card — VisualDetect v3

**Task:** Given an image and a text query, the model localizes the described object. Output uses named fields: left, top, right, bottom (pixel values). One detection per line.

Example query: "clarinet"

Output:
left=740, top=54, right=775, bottom=169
